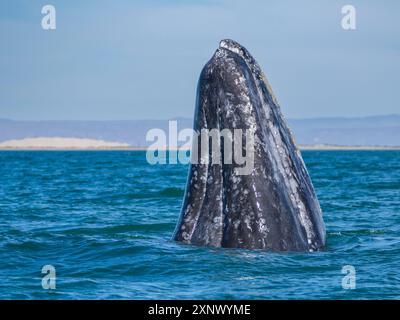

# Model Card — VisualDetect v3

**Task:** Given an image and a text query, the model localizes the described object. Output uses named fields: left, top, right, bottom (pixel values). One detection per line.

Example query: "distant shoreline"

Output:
left=0, top=145, right=399, bottom=151
left=298, top=145, right=400, bottom=150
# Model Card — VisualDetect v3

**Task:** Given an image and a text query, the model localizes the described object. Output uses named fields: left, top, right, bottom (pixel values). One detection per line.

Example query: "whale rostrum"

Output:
left=173, top=39, right=326, bottom=251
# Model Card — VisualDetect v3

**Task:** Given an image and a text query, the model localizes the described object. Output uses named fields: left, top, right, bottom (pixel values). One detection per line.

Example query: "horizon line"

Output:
left=1, top=113, right=399, bottom=122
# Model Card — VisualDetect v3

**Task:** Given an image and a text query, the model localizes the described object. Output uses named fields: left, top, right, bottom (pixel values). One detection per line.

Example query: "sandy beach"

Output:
left=0, top=137, right=398, bottom=151
left=0, top=137, right=130, bottom=149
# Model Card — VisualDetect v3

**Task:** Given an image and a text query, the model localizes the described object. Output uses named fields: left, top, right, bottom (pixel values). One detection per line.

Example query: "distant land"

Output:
left=0, top=137, right=399, bottom=150
left=0, top=137, right=129, bottom=149
left=0, top=115, right=399, bottom=148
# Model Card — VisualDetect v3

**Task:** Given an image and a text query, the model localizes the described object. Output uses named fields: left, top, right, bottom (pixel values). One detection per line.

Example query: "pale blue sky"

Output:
left=0, top=0, right=399, bottom=120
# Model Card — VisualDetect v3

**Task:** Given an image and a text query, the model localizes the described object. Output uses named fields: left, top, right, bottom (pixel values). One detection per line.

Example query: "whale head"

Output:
left=173, top=39, right=326, bottom=251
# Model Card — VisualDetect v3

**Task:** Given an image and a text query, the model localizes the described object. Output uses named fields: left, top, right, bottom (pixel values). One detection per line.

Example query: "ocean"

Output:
left=0, top=150, right=399, bottom=299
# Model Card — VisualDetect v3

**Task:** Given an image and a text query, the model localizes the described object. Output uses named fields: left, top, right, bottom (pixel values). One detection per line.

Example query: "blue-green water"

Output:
left=0, top=151, right=399, bottom=299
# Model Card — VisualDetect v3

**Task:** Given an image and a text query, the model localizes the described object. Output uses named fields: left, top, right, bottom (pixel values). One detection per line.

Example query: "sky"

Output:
left=0, top=0, right=399, bottom=120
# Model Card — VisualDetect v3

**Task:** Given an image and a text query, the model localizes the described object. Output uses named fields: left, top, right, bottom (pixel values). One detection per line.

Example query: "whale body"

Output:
left=173, top=39, right=325, bottom=251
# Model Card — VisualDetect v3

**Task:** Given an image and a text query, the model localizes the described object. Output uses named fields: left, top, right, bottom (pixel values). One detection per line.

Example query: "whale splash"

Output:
left=173, top=39, right=325, bottom=251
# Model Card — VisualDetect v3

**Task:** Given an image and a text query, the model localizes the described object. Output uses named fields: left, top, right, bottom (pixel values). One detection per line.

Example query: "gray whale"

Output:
left=173, top=39, right=325, bottom=251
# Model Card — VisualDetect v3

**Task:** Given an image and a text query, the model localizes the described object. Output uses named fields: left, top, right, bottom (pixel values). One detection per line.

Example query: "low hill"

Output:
left=0, top=115, right=399, bottom=147
left=0, top=137, right=130, bottom=149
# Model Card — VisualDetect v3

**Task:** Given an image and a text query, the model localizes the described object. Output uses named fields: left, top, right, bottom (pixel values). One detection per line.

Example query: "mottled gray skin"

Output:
left=173, top=39, right=325, bottom=251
